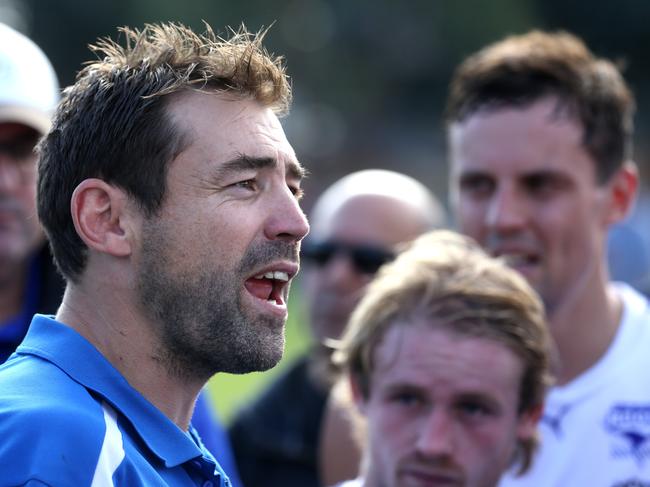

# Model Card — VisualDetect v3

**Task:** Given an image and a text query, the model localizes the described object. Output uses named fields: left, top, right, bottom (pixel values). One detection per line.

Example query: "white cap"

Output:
left=0, top=23, right=59, bottom=134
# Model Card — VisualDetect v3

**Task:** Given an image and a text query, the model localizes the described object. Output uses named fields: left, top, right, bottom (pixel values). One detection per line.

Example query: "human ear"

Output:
left=516, top=403, right=544, bottom=441
left=70, top=178, right=134, bottom=258
left=603, top=162, right=638, bottom=226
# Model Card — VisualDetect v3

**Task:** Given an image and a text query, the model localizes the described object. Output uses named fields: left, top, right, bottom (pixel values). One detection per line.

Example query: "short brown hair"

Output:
left=333, top=230, right=552, bottom=474
left=446, top=30, right=634, bottom=183
left=38, top=22, right=291, bottom=281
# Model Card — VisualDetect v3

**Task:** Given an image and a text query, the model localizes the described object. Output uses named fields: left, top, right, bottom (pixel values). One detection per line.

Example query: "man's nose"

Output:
left=416, top=408, right=455, bottom=458
left=264, top=186, right=310, bottom=244
left=485, top=187, right=527, bottom=234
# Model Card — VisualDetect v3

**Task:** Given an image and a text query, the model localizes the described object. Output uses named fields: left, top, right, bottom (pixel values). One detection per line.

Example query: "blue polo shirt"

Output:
left=0, top=314, right=231, bottom=486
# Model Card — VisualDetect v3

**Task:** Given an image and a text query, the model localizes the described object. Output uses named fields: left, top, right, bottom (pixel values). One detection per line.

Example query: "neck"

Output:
left=57, top=279, right=204, bottom=430
left=546, top=265, right=621, bottom=385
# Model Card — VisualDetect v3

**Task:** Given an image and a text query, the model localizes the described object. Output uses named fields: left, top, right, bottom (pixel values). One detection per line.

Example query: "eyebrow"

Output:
left=520, top=168, right=570, bottom=180
left=382, top=382, right=425, bottom=395
left=455, top=391, right=501, bottom=409
left=457, top=170, right=493, bottom=184
left=458, top=169, right=490, bottom=178
left=458, top=167, right=569, bottom=182
left=217, top=155, right=306, bottom=181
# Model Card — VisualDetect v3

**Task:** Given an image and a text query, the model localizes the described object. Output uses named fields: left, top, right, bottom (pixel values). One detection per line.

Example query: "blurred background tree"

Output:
left=7, top=0, right=650, bottom=419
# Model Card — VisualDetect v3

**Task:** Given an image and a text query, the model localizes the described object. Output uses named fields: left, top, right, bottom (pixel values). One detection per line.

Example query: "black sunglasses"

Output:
left=301, top=240, right=395, bottom=274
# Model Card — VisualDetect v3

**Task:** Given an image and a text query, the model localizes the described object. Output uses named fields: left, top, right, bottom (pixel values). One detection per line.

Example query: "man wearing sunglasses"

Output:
left=230, top=169, right=445, bottom=487
left=0, top=23, right=62, bottom=363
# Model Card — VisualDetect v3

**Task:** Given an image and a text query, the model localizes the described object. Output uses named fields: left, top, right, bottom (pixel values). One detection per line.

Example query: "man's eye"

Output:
left=390, top=392, right=422, bottom=408
left=234, top=179, right=258, bottom=191
left=525, top=175, right=563, bottom=198
left=457, top=401, right=492, bottom=419
left=289, top=185, right=304, bottom=200
left=460, top=175, right=495, bottom=198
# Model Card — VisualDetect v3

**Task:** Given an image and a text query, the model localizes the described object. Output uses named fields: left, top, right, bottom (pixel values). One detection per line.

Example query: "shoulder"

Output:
left=0, top=353, right=100, bottom=408
left=0, top=356, right=108, bottom=485
left=615, top=283, right=650, bottom=319
left=614, top=285, right=650, bottom=358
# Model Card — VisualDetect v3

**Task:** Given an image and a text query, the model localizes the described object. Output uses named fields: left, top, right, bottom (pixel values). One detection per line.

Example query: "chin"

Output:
left=225, top=325, right=286, bottom=374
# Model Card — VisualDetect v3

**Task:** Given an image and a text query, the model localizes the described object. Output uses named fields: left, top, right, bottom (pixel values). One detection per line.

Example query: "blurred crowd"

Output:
left=0, top=17, right=649, bottom=487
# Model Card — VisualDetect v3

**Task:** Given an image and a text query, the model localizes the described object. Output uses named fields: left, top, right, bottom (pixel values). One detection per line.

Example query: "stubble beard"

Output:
left=136, top=220, right=295, bottom=382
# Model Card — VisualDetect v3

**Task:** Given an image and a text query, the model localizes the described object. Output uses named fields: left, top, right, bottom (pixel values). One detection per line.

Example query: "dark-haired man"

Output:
left=0, top=23, right=308, bottom=485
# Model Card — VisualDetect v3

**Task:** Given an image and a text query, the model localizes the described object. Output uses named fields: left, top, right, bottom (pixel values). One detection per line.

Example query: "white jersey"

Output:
left=332, top=479, right=363, bottom=487
left=500, top=283, right=650, bottom=487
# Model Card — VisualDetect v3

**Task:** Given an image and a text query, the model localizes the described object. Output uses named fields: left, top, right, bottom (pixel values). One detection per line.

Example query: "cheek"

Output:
left=168, top=215, right=235, bottom=265
left=539, top=206, right=599, bottom=257
left=466, top=420, right=520, bottom=465
left=371, top=404, right=416, bottom=454
left=203, top=209, right=256, bottom=250
left=455, top=201, right=487, bottom=237
left=17, top=184, right=37, bottom=208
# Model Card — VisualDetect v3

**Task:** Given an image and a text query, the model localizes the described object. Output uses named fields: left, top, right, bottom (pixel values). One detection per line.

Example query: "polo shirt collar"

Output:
left=16, top=314, right=212, bottom=468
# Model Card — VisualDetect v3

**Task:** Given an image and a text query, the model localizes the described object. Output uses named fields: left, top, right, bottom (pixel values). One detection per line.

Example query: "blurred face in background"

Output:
left=0, top=122, right=42, bottom=270
left=302, top=194, right=429, bottom=343
left=449, top=97, right=629, bottom=313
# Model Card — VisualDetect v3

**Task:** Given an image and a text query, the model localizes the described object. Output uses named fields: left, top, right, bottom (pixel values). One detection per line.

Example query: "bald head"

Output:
left=303, top=170, right=445, bottom=343
left=309, top=169, right=444, bottom=241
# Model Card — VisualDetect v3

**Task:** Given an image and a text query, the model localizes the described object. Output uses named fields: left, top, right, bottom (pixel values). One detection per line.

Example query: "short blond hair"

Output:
left=333, top=230, right=552, bottom=474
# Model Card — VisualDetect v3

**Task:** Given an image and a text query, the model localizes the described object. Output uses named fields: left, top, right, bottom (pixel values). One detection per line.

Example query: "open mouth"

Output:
left=244, top=270, right=290, bottom=306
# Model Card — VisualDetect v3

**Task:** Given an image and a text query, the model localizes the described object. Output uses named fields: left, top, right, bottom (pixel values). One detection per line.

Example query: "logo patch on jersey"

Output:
left=541, top=403, right=572, bottom=438
left=604, top=404, right=650, bottom=465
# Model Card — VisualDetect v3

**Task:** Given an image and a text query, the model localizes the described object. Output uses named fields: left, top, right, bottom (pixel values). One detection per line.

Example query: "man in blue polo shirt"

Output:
left=0, top=22, right=244, bottom=487
left=0, top=22, right=308, bottom=486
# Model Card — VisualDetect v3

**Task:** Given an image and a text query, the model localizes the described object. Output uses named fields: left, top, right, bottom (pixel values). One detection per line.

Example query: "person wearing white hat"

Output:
left=0, top=23, right=62, bottom=362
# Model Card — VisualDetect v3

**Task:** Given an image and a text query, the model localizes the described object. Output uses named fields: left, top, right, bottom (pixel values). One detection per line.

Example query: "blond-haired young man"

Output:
left=332, top=230, right=551, bottom=487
